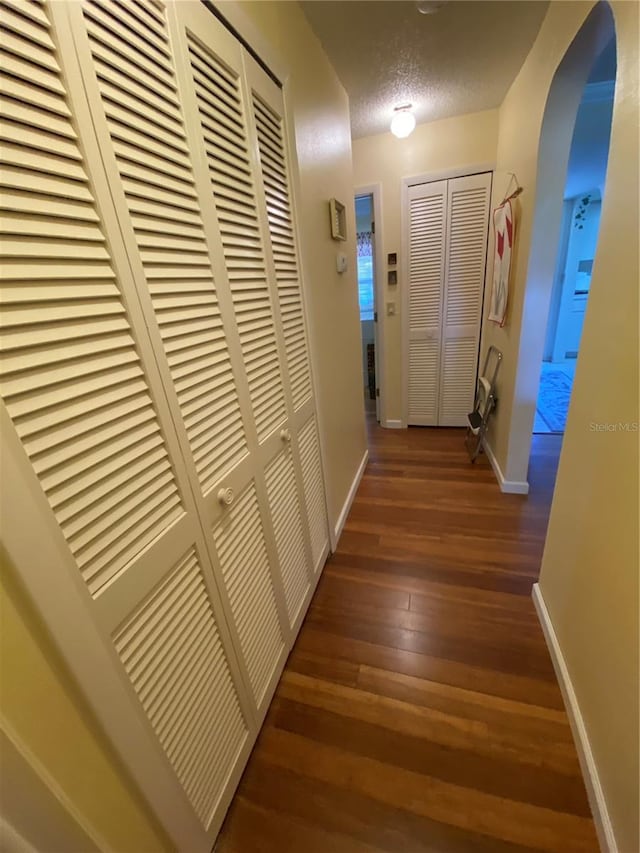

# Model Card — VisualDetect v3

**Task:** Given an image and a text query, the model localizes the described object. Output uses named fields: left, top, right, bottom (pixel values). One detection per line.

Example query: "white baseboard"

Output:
left=383, top=419, right=404, bottom=429
left=332, top=449, right=368, bottom=547
left=482, top=438, right=529, bottom=494
left=532, top=584, right=617, bottom=853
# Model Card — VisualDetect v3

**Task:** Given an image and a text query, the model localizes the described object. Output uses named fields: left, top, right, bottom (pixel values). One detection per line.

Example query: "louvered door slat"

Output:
left=185, top=34, right=286, bottom=442
left=0, top=3, right=55, bottom=48
left=407, top=182, right=447, bottom=425
left=0, top=47, right=64, bottom=95
left=82, top=0, right=248, bottom=497
left=1, top=0, right=49, bottom=27
left=252, top=93, right=312, bottom=411
left=439, top=173, right=491, bottom=426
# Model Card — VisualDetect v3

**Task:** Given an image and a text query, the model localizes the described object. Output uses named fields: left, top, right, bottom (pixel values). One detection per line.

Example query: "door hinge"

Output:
left=376, top=388, right=380, bottom=398
left=371, top=220, right=375, bottom=234
left=374, top=311, right=378, bottom=322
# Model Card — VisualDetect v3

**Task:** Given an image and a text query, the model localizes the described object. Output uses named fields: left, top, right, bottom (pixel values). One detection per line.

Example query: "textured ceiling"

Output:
left=300, top=0, right=550, bottom=139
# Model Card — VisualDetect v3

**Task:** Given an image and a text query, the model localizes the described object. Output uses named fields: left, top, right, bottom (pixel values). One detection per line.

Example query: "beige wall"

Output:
left=233, top=1, right=367, bottom=533
left=537, top=3, right=639, bottom=851
left=0, top=555, right=172, bottom=852
left=352, top=110, right=499, bottom=423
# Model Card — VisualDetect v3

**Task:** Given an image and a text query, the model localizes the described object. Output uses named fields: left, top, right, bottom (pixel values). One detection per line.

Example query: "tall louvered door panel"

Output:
left=0, top=2, right=253, bottom=850
left=439, top=172, right=491, bottom=426
left=245, top=55, right=330, bottom=577
left=406, top=180, right=447, bottom=425
left=167, top=1, right=325, bottom=631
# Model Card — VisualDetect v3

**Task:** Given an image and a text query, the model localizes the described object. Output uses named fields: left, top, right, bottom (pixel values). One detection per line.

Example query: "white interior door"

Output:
left=439, top=172, right=492, bottom=426
left=245, top=55, right=330, bottom=577
left=406, top=180, right=447, bottom=425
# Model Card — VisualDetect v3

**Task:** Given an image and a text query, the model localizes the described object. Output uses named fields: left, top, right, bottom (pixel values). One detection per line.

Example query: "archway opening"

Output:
left=509, top=2, right=617, bottom=490
left=533, top=36, right=616, bottom=439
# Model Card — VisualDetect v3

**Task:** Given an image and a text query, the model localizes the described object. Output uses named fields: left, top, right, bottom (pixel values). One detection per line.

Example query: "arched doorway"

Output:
left=506, top=3, right=618, bottom=489
left=532, top=35, right=616, bottom=442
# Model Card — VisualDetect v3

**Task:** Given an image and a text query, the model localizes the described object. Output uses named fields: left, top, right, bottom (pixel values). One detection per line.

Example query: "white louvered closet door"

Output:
left=64, top=0, right=290, bottom=721
left=406, top=173, right=491, bottom=426
left=167, top=1, right=328, bottom=630
left=407, top=180, right=447, bottom=425
left=0, top=2, right=254, bottom=850
left=439, top=173, right=491, bottom=426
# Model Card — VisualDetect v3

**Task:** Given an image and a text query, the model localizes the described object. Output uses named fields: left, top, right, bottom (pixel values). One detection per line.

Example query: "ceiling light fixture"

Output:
left=390, top=104, right=416, bottom=139
left=415, top=0, right=448, bottom=14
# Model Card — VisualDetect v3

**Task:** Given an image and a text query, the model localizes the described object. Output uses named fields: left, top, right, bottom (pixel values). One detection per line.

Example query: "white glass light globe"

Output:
left=390, top=109, right=416, bottom=139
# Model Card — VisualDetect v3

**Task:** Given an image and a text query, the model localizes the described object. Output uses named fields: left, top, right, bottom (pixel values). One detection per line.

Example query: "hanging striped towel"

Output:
left=488, top=200, right=515, bottom=326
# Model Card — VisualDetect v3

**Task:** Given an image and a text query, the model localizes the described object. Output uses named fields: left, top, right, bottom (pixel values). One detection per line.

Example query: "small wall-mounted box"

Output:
left=329, top=198, right=347, bottom=241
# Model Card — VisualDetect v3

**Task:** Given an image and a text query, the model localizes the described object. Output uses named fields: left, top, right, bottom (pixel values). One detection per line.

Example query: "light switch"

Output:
left=336, top=252, right=347, bottom=274
left=386, top=302, right=396, bottom=316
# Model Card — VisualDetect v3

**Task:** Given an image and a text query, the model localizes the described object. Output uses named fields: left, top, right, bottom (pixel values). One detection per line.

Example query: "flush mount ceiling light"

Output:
left=390, top=104, right=416, bottom=139
left=415, top=0, right=448, bottom=13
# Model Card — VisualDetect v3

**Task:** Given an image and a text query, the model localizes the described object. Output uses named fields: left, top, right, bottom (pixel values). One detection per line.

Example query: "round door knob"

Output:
left=217, top=487, right=234, bottom=506
left=280, top=428, right=291, bottom=442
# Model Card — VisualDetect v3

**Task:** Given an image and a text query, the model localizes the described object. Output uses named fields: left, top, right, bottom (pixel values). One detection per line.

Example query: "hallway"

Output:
left=218, top=424, right=595, bottom=852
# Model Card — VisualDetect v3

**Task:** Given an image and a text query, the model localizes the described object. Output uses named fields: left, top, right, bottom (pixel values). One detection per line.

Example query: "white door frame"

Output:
left=401, top=163, right=495, bottom=427
left=355, top=184, right=385, bottom=426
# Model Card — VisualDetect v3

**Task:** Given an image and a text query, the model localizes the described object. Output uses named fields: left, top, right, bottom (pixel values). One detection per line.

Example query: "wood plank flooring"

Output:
left=217, top=424, right=597, bottom=853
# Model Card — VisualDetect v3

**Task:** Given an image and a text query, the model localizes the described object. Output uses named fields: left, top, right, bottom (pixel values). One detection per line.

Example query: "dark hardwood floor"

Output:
left=217, top=423, right=597, bottom=853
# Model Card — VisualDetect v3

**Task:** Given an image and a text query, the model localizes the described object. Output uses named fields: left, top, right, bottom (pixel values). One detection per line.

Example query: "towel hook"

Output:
left=502, top=172, right=523, bottom=204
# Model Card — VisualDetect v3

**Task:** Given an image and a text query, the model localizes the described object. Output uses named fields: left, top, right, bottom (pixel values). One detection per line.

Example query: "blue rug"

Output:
left=536, top=368, right=573, bottom=433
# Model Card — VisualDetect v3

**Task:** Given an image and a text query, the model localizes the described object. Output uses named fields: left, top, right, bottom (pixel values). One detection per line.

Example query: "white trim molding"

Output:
left=383, top=419, right=404, bottom=429
left=532, top=584, right=618, bottom=853
left=402, top=162, right=496, bottom=190
left=482, top=438, right=529, bottom=494
left=333, top=449, right=368, bottom=546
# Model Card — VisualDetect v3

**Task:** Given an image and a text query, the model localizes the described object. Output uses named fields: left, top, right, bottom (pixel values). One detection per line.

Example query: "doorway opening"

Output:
left=355, top=192, right=379, bottom=421
left=534, top=39, right=616, bottom=436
